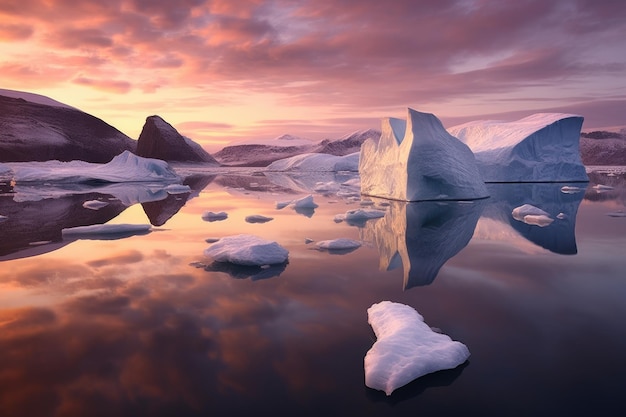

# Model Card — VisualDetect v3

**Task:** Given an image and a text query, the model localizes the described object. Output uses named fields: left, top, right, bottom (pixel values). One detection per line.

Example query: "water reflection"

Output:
left=0, top=174, right=214, bottom=260
left=197, top=260, right=288, bottom=280
left=360, top=199, right=485, bottom=289
left=482, top=183, right=584, bottom=255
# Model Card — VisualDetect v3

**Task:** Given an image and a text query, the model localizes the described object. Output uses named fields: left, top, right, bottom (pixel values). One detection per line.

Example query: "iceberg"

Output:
left=448, top=113, right=588, bottom=182
left=203, top=234, right=289, bottom=266
left=10, top=151, right=180, bottom=183
left=266, top=152, right=360, bottom=172
left=245, top=214, right=274, bottom=223
left=202, top=211, right=228, bottom=222
left=365, top=301, right=470, bottom=396
left=82, top=200, right=109, bottom=210
left=359, top=108, right=489, bottom=201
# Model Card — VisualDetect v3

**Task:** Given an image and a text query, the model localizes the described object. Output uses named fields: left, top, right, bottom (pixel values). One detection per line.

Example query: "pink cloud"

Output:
left=73, top=76, right=132, bottom=93
left=0, top=23, right=34, bottom=40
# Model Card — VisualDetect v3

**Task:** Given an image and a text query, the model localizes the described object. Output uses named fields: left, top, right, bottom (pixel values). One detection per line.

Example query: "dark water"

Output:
left=1, top=169, right=625, bottom=417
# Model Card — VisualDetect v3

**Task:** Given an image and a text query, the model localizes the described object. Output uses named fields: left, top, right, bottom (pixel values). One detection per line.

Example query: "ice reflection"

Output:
left=198, top=260, right=288, bottom=280
left=360, top=199, right=485, bottom=289
left=0, top=174, right=214, bottom=260
left=482, top=183, right=584, bottom=254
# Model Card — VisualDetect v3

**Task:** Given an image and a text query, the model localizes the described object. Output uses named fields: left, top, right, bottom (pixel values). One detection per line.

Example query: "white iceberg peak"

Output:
left=448, top=113, right=588, bottom=182
left=365, top=301, right=470, bottom=396
left=359, top=108, right=488, bottom=201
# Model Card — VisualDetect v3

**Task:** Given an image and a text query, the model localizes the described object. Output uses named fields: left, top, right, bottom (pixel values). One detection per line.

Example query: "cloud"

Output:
left=73, top=76, right=133, bottom=93
left=0, top=23, right=34, bottom=40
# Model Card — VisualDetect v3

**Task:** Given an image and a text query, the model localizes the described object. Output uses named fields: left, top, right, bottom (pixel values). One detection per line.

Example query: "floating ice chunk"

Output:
left=593, top=184, right=614, bottom=191
left=607, top=211, right=626, bottom=218
left=364, top=301, right=470, bottom=396
left=560, top=185, right=583, bottom=194
left=61, top=223, right=151, bottom=239
left=164, top=184, right=191, bottom=194
left=522, top=214, right=554, bottom=227
left=292, top=194, right=319, bottom=209
left=304, top=238, right=314, bottom=244
left=512, top=204, right=554, bottom=227
left=245, top=214, right=274, bottom=223
left=360, top=108, right=488, bottom=201
left=82, top=200, right=109, bottom=210
left=276, top=200, right=291, bottom=209
left=314, top=181, right=340, bottom=192
left=205, top=237, right=221, bottom=243
left=11, top=151, right=180, bottom=183
left=203, top=234, right=288, bottom=266
left=341, top=178, right=361, bottom=187
left=0, top=215, right=8, bottom=223
left=449, top=113, right=588, bottom=182
left=335, top=208, right=386, bottom=225
left=316, top=238, right=362, bottom=251
left=202, top=211, right=228, bottom=222
left=556, top=212, right=567, bottom=219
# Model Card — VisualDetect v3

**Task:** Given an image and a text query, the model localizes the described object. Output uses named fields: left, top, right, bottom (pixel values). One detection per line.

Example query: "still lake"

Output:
left=1, top=166, right=625, bottom=417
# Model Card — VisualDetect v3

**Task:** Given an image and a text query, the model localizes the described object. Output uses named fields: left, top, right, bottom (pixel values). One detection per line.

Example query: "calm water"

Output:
left=1, top=168, right=625, bottom=417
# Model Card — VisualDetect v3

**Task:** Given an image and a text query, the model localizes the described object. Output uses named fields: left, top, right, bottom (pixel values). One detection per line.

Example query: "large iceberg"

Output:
left=10, top=151, right=180, bottom=183
left=365, top=301, right=470, bottom=396
left=448, top=113, right=588, bottom=182
left=359, top=108, right=489, bottom=201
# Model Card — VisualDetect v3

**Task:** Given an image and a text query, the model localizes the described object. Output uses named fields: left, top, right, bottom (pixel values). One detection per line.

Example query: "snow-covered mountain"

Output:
left=213, top=129, right=381, bottom=166
left=0, top=90, right=136, bottom=163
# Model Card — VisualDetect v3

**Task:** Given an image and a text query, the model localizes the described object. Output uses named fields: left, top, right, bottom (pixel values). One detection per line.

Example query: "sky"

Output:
left=1, top=0, right=625, bottom=151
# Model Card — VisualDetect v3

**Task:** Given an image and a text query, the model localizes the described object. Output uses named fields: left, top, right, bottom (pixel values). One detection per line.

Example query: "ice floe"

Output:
left=448, top=113, right=588, bottom=182
left=61, top=223, right=152, bottom=239
left=359, top=108, right=488, bottom=201
left=202, top=211, right=228, bottom=222
left=334, top=208, right=386, bottom=226
left=203, top=234, right=289, bottom=266
left=560, top=185, right=583, bottom=194
left=82, top=200, right=110, bottom=210
left=365, top=301, right=470, bottom=396
left=245, top=214, right=274, bottom=223
left=512, top=204, right=554, bottom=227
left=10, top=151, right=180, bottom=183
left=316, top=238, right=362, bottom=251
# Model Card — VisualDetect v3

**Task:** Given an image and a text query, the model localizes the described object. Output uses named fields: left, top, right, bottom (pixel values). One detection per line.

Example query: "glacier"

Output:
left=359, top=108, right=489, bottom=201
left=448, top=113, right=589, bottom=182
left=365, top=301, right=470, bottom=396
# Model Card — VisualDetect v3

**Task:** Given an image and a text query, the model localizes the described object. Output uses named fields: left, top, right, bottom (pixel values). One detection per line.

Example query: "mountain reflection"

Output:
left=360, top=199, right=485, bottom=289
left=482, top=183, right=584, bottom=255
left=0, top=174, right=214, bottom=260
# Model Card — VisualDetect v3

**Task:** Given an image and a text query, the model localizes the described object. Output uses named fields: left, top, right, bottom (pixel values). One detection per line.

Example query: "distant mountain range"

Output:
left=1, top=89, right=624, bottom=166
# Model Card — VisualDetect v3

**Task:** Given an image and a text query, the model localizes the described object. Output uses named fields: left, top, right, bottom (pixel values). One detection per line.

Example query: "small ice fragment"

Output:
left=165, top=184, right=191, bottom=194
left=205, top=237, right=221, bottom=243
left=593, top=184, right=614, bottom=191
left=82, top=200, right=109, bottom=210
left=607, top=211, right=626, bottom=218
left=556, top=212, right=567, bottom=219
left=204, top=234, right=288, bottom=265
left=364, top=301, right=470, bottom=396
left=314, top=181, right=340, bottom=192
left=316, top=238, right=361, bottom=251
left=343, top=208, right=386, bottom=221
left=560, top=185, right=582, bottom=194
left=511, top=204, right=550, bottom=222
left=28, top=240, right=52, bottom=246
left=245, top=214, right=274, bottom=224
left=276, top=200, right=291, bottom=209
left=0, top=215, right=8, bottom=223
left=304, top=238, right=314, bottom=244
left=522, top=214, right=554, bottom=227
left=359, top=200, right=375, bottom=206
left=202, top=211, right=228, bottom=222
left=292, top=194, right=318, bottom=209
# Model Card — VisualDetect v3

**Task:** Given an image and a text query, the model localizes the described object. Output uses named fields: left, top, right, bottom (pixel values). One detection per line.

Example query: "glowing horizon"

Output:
left=2, top=0, right=625, bottom=152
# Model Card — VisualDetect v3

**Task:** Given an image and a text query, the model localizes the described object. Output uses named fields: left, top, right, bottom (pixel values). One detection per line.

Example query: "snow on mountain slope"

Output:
left=0, top=88, right=76, bottom=109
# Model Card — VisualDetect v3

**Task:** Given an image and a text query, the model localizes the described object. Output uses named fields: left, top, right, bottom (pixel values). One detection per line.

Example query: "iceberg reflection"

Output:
left=481, top=183, right=584, bottom=255
left=360, top=199, right=485, bottom=289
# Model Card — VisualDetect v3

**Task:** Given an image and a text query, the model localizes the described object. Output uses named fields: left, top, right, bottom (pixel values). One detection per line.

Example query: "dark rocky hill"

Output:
left=0, top=94, right=136, bottom=162
left=136, top=115, right=219, bottom=164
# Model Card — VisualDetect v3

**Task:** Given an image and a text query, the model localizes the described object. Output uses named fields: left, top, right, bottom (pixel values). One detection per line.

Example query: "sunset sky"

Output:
left=1, top=0, right=625, bottom=151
